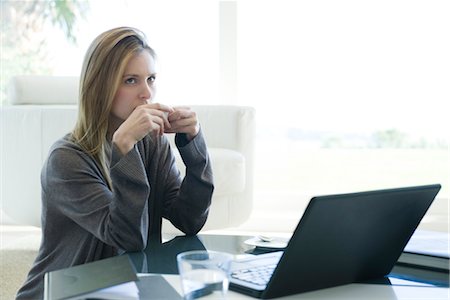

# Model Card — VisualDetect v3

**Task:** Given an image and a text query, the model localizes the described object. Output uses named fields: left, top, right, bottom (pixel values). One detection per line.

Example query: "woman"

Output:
left=16, top=27, right=213, bottom=299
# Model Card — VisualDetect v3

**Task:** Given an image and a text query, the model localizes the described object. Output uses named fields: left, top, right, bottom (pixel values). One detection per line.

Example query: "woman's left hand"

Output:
left=164, top=107, right=200, bottom=141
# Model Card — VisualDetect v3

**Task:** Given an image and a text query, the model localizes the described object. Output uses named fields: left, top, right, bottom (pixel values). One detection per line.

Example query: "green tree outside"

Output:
left=372, top=129, right=407, bottom=148
left=0, top=0, right=89, bottom=104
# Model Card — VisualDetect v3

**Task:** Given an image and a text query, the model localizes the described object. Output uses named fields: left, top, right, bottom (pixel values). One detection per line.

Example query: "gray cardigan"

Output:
left=16, top=130, right=214, bottom=299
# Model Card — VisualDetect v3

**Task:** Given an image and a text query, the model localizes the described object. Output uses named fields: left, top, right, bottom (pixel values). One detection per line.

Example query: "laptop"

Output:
left=229, top=184, right=441, bottom=299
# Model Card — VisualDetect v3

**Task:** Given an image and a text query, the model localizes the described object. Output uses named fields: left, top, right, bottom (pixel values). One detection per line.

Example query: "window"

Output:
left=236, top=0, right=449, bottom=233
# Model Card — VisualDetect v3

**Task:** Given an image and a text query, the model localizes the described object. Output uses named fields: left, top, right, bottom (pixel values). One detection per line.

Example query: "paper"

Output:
left=69, top=282, right=139, bottom=300
left=404, top=230, right=449, bottom=257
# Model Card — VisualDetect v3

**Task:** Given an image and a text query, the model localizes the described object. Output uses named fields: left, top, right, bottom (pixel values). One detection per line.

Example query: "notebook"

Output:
left=230, top=184, right=441, bottom=299
left=44, top=255, right=137, bottom=300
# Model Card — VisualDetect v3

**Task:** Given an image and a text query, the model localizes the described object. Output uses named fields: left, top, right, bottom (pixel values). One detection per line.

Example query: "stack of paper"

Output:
left=398, top=230, right=449, bottom=271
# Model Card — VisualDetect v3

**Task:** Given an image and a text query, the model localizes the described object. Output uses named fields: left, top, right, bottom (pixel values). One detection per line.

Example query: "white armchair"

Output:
left=1, top=75, right=256, bottom=233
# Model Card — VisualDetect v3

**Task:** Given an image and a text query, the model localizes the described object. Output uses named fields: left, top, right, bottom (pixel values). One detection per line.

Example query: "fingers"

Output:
left=168, top=114, right=196, bottom=130
left=131, top=104, right=199, bottom=138
left=137, top=103, right=173, bottom=135
left=167, top=108, right=194, bottom=128
left=167, top=107, right=193, bottom=122
left=142, top=103, right=174, bottom=135
left=141, top=103, right=174, bottom=114
left=165, top=107, right=199, bottom=139
left=147, top=113, right=165, bottom=136
left=149, top=109, right=171, bottom=132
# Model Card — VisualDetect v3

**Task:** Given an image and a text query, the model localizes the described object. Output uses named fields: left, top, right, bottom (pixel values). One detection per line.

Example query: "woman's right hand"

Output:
left=112, top=103, right=174, bottom=155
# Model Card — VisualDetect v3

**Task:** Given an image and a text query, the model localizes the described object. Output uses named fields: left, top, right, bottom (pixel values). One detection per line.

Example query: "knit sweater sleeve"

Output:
left=160, top=128, right=214, bottom=235
left=42, top=144, right=149, bottom=251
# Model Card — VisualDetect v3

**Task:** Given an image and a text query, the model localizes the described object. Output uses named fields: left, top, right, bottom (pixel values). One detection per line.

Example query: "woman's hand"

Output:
left=113, top=103, right=173, bottom=154
left=165, top=107, right=200, bottom=141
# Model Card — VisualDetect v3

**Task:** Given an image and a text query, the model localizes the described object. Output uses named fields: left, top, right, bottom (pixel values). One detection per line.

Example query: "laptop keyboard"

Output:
left=231, top=264, right=277, bottom=286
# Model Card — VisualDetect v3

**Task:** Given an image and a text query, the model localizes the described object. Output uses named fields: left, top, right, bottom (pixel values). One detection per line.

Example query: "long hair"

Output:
left=72, top=27, right=156, bottom=189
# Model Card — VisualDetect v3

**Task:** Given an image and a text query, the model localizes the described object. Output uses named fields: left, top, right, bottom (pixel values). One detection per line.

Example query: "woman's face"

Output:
left=110, top=50, right=157, bottom=121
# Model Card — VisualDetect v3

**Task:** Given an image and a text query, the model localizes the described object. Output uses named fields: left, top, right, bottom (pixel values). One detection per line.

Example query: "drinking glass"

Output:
left=177, top=250, right=233, bottom=299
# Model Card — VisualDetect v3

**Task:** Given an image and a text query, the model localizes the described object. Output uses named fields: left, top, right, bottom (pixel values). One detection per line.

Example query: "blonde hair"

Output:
left=72, top=27, right=155, bottom=189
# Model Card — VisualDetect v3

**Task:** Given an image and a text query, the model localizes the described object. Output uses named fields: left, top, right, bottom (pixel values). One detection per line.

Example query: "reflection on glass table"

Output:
left=125, top=233, right=448, bottom=299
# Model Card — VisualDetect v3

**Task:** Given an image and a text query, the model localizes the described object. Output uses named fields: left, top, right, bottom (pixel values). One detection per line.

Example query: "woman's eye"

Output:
left=125, top=78, right=137, bottom=84
left=148, top=76, right=156, bottom=82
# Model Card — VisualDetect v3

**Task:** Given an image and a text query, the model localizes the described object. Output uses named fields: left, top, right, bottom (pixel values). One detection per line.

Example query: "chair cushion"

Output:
left=9, top=76, right=79, bottom=105
left=174, top=148, right=245, bottom=197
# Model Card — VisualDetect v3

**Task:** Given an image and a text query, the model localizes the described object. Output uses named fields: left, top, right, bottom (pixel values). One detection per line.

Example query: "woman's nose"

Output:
left=139, top=82, right=153, bottom=100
